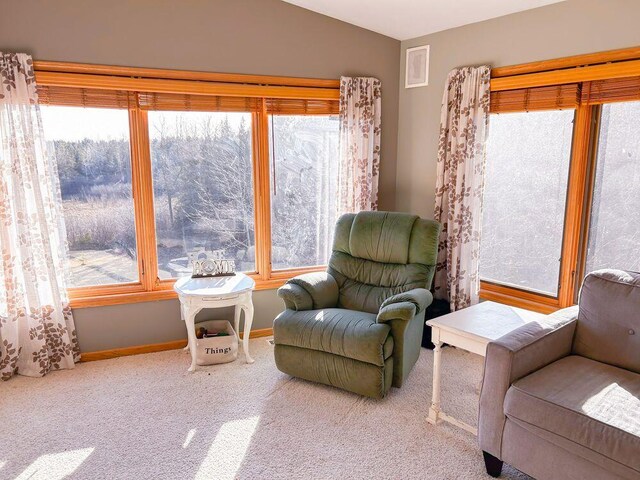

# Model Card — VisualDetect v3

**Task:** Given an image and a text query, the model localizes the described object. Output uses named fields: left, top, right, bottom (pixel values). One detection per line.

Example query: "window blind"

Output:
left=37, top=85, right=134, bottom=109
left=265, top=98, right=339, bottom=115
left=38, top=86, right=340, bottom=115
left=136, top=92, right=261, bottom=112
left=581, top=76, right=640, bottom=105
left=490, top=84, right=581, bottom=113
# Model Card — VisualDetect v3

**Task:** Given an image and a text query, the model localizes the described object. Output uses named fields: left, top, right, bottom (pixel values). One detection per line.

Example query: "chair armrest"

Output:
left=377, top=288, right=433, bottom=322
left=377, top=301, right=416, bottom=322
left=478, top=306, right=578, bottom=458
left=277, top=272, right=339, bottom=311
left=277, top=283, right=313, bottom=311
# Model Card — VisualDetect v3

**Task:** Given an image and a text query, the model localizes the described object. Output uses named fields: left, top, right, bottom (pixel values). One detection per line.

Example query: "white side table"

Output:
left=174, top=273, right=256, bottom=372
left=425, top=301, right=545, bottom=435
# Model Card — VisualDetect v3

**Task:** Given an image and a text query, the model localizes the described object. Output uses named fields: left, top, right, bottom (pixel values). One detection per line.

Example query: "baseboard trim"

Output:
left=243, top=327, right=273, bottom=339
left=80, top=327, right=273, bottom=362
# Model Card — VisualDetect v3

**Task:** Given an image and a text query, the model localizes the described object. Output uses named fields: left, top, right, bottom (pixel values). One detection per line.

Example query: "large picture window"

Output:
left=148, top=111, right=255, bottom=278
left=35, top=67, right=340, bottom=306
left=41, top=106, right=138, bottom=287
left=482, top=58, right=640, bottom=312
left=480, top=110, right=574, bottom=296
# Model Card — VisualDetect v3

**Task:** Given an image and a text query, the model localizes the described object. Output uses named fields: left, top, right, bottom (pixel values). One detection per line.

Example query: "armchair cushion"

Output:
left=505, top=355, right=640, bottom=473
left=278, top=272, right=339, bottom=311
left=329, top=212, right=441, bottom=314
left=273, top=308, right=393, bottom=367
left=479, top=306, right=578, bottom=457
left=575, top=269, right=640, bottom=374
left=348, top=211, right=419, bottom=264
left=330, top=253, right=433, bottom=314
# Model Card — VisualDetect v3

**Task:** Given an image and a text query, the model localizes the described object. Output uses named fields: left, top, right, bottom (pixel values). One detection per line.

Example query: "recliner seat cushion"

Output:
left=504, top=355, right=640, bottom=472
left=274, top=344, right=393, bottom=399
left=273, top=308, right=393, bottom=367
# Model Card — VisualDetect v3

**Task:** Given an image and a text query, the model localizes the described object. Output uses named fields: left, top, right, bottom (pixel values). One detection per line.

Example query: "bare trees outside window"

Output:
left=42, top=103, right=340, bottom=288
left=148, top=111, right=255, bottom=278
left=269, top=115, right=340, bottom=270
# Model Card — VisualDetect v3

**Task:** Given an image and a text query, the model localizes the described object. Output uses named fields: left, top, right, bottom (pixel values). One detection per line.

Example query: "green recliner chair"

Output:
left=273, top=211, right=441, bottom=399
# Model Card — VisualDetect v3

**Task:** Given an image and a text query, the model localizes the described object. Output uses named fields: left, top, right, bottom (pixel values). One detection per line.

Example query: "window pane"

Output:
left=585, top=101, right=640, bottom=274
left=270, top=115, right=340, bottom=270
left=149, top=111, right=255, bottom=278
left=41, top=106, right=138, bottom=287
left=480, top=110, right=574, bottom=296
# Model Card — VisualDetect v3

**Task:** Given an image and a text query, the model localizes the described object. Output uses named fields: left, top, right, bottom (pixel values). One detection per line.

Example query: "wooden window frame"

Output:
left=34, top=61, right=340, bottom=308
left=480, top=45, right=640, bottom=313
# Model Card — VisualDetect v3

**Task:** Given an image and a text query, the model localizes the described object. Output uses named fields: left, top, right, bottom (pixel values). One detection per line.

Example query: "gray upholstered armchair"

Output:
left=273, top=211, right=441, bottom=399
left=479, top=269, right=640, bottom=479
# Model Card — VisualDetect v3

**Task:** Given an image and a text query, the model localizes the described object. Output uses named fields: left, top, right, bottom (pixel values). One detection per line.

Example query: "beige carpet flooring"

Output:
left=0, top=339, right=530, bottom=480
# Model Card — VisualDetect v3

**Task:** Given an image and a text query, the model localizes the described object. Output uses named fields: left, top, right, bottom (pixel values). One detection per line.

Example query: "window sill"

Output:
left=479, top=281, right=561, bottom=314
left=68, top=268, right=325, bottom=309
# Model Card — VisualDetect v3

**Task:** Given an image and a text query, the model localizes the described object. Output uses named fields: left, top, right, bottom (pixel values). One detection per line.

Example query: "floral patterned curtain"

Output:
left=433, top=66, right=491, bottom=311
left=338, top=77, right=381, bottom=213
left=0, top=52, right=79, bottom=380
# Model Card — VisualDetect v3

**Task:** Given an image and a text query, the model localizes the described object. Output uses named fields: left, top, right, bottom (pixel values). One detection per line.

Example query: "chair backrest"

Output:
left=574, top=269, right=640, bottom=374
left=327, top=211, right=440, bottom=314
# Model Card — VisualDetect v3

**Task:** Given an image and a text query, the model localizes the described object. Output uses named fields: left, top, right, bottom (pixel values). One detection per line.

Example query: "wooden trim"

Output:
left=270, top=265, right=325, bottom=277
left=129, top=108, right=159, bottom=291
left=68, top=282, right=145, bottom=298
left=254, top=278, right=287, bottom=290
left=80, top=339, right=188, bottom=361
left=558, top=104, right=594, bottom=307
left=35, top=71, right=340, bottom=101
left=479, top=282, right=559, bottom=314
left=253, top=101, right=273, bottom=281
left=79, top=328, right=273, bottom=362
left=34, top=60, right=340, bottom=89
left=491, top=46, right=640, bottom=78
left=575, top=106, right=602, bottom=301
left=241, top=328, right=273, bottom=339
left=70, top=289, right=178, bottom=308
left=491, top=59, right=640, bottom=92
left=480, top=281, right=560, bottom=306
left=69, top=274, right=313, bottom=308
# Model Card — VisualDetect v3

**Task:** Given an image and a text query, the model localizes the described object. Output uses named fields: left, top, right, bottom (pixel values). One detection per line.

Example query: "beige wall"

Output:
left=396, top=0, right=640, bottom=220
left=0, top=0, right=400, bottom=352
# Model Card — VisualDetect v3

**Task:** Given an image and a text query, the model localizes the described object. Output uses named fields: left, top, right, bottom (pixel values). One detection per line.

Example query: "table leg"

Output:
left=427, top=341, right=443, bottom=425
left=185, top=307, right=199, bottom=372
left=241, top=300, right=255, bottom=364
left=180, top=302, right=190, bottom=352
left=234, top=304, right=241, bottom=345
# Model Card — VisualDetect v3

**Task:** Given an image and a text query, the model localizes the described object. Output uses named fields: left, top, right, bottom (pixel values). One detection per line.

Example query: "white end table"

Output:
left=425, top=301, right=546, bottom=435
left=174, top=273, right=256, bottom=372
